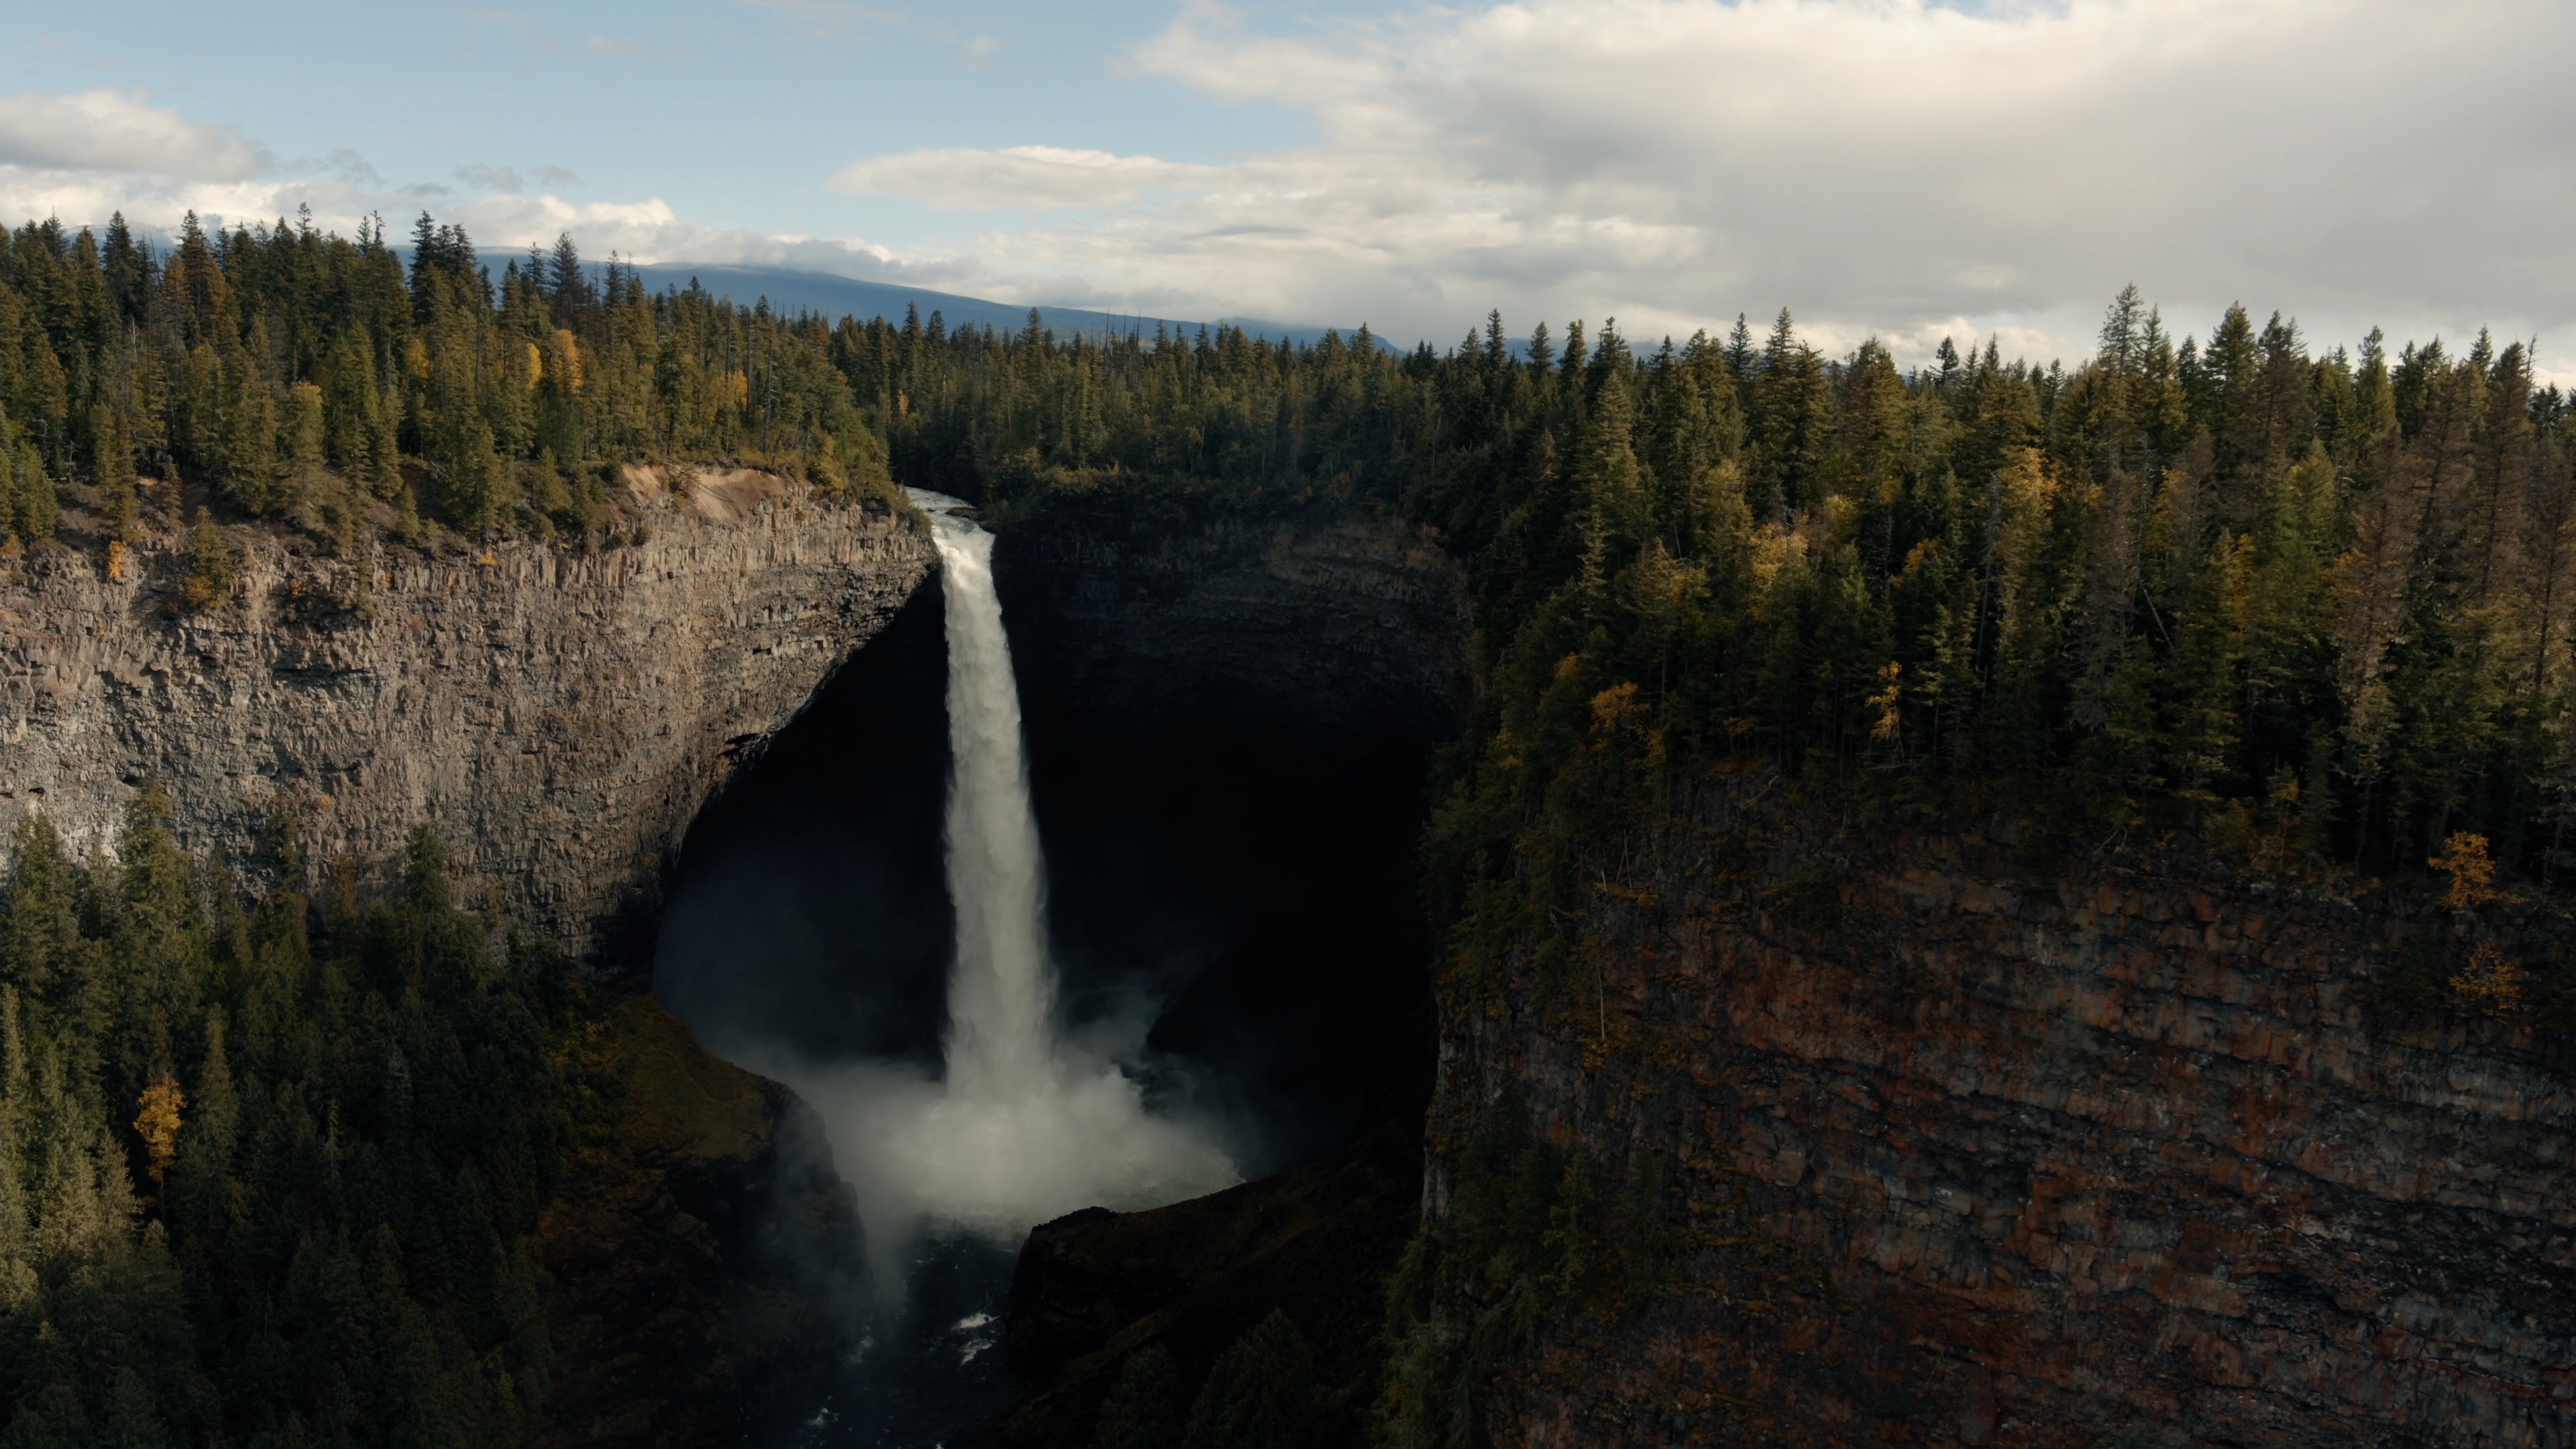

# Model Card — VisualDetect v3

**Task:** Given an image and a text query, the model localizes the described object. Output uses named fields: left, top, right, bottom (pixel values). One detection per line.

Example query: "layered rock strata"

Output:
left=0, top=482, right=930, bottom=961
left=1450, top=772, right=2576, bottom=1446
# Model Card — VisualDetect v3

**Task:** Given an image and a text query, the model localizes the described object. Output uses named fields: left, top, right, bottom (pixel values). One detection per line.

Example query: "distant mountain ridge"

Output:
left=623, top=264, right=1362, bottom=348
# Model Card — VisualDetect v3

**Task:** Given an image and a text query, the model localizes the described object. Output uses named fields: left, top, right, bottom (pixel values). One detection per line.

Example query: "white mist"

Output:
left=767, top=491, right=1235, bottom=1289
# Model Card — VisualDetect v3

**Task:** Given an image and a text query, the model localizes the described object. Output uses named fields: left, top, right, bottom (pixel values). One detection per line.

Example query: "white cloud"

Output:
left=831, top=145, right=1232, bottom=209
left=5, top=3, right=2567, bottom=380
left=808, top=0, right=2576, bottom=366
left=738, top=0, right=902, bottom=45
left=0, top=90, right=266, bottom=181
left=588, top=34, right=692, bottom=62
left=457, top=164, right=525, bottom=194
left=449, top=191, right=1000, bottom=291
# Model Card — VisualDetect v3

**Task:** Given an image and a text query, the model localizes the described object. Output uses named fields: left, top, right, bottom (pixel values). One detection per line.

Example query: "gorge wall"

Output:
left=1447, top=771, right=2576, bottom=1446
left=0, top=474, right=931, bottom=961
left=993, top=493, right=1473, bottom=1165
left=989, top=494, right=1473, bottom=745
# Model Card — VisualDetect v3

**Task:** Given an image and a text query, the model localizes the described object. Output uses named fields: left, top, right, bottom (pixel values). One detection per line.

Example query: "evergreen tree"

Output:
left=1181, top=1311, right=1326, bottom=1449
left=1097, top=1344, right=1187, bottom=1449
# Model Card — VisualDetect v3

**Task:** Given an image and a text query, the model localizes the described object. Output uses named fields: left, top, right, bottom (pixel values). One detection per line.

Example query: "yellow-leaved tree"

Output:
left=133, top=1074, right=184, bottom=1185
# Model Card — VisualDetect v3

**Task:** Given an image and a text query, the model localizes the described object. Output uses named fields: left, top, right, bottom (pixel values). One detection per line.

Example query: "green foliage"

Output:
left=173, top=512, right=237, bottom=613
left=875, top=295, right=2576, bottom=888
left=1610, top=1151, right=1672, bottom=1313
left=2540, top=951, right=2576, bottom=1035
left=0, top=434, right=59, bottom=544
left=0, top=211, right=898, bottom=551
left=1096, top=1344, right=1187, bottom=1449
left=1375, top=1086, right=1666, bottom=1446
left=0, top=804, right=564, bottom=1445
left=1181, top=1311, right=1328, bottom=1449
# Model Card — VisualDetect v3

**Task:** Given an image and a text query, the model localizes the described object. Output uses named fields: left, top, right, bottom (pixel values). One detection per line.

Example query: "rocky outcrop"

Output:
left=1445, top=772, right=2576, bottom=1446
left=960, top=1124, right=1422, bottom=1447
left=0, top=482, right=931, bottom=961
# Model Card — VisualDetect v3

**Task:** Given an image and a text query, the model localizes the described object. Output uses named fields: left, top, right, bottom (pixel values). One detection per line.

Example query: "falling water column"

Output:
left=914, top=491, right=1059, bottom=1102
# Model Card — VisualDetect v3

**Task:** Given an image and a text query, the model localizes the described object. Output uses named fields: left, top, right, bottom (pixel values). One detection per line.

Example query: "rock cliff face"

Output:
left=991, top=494, right=1471, bottom=1163
left=991, top=494, right=1472, bottom=745
left=1445, top=771, right=2576, bottom=1446
left=0, top=480, right=931, bottom=961
left=961, top=1125, right=1421, bottom=1447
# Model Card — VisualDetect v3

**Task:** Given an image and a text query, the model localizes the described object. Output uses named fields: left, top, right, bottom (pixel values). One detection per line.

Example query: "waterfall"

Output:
left=920, top=494, right=1056, bottom=1103
left=769, top=491, right=1236, bottom=1267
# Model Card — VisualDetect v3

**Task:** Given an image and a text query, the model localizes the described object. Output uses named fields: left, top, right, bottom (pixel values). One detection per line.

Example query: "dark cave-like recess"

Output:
left=655, top=515, right=1462, bottom=1172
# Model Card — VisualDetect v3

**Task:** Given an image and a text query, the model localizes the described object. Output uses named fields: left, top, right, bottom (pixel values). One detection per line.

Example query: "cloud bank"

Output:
left=833, top=145, right=1230, bottom=210
left=844, top=0, right=2576, bottom=360
left=0, top=90, right=266, bottom=181
left=3, top=1, right=2569, bottom=371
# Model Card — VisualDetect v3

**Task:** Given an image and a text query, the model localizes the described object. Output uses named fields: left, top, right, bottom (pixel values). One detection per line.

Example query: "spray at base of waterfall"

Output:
left=753, top=1030, right=1236, bottom=1303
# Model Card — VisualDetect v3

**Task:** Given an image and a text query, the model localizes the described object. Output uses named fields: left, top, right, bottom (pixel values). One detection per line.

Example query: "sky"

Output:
left=1, top=0, right=2571, bottom=374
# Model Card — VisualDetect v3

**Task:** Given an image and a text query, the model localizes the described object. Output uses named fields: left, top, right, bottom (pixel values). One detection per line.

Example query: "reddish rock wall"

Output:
left=1442, top=771, right=2576, bottom=1446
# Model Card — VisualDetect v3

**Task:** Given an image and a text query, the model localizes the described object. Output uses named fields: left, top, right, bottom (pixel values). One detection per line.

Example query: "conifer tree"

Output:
left=1181, top=1311, right=1326, bottom=1449
left=1097, top=1344, right=1187, bottom=1449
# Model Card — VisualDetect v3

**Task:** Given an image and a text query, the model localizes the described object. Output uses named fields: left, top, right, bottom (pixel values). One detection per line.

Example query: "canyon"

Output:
left=11, top=473, right=2575, bottom=1446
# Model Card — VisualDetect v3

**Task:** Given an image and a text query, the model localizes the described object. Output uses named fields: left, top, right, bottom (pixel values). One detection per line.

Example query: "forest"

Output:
left=9, top=209, right=2565, bottom=877
left=0, top=210, right=893, bottom=552
left=849, top=290, right=2576, bottom=1444
left=0, top=803, right=561, bottom=1446
left=873, top=289, right=2576, bottom=892
left=5, top=208, right=2573, bottom=1443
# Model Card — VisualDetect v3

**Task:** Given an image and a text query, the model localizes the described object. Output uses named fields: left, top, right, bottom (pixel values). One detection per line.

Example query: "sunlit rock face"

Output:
left=0, top=486, right=930, bottom=963
left=2, top=485, right=930, bottom=1445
